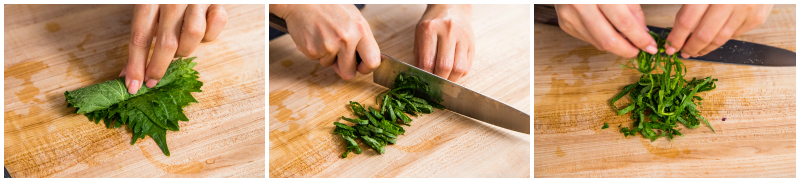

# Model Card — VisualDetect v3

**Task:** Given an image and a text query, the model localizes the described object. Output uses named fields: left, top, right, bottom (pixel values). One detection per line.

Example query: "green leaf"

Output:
left=65, top=57, right=202, bottom=156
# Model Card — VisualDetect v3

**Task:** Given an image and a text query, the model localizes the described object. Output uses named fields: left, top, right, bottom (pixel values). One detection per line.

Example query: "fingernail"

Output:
left=128, top=80, right=140, bottom=95
left=645, top=45, right=657, bottom=54
left=119, top=68, right=126, bottom=77
left=693, top=54, right=699, bottom=57
left=666, top=47, right=676, bottom=55
left=681, top=53, right=690, bottom=58
left=146, top=79, right=158, bottom=88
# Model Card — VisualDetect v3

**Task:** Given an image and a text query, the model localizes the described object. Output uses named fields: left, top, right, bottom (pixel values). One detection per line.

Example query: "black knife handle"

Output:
left=269, top=12, right=363, bottom=64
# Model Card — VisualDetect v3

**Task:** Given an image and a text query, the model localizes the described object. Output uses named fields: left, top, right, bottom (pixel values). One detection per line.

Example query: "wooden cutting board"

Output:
left=534, top=4, right=796, bottom=177
left=4, top=4, right=265, bottom=177
left=269, top=4, right=530, bottom=177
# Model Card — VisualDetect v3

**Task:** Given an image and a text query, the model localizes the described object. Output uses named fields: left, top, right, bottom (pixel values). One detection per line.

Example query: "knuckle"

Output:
left=322, top=40, right=338, bottom=54
left=209, top=11, right=228, bottom=26
left=615, top=16, right=635, bottom=31
left=451, top=65, right=467, bottom=76
left=675, top=17, right=695, bottom=30
left=711, top=33, right=731, bottom=47
left=356, top=20, right=369, bottom=33
left=418, top=20, right=436, bottom=32
left=443, top=18, right=454, bottom=28
left=183, top=23, right=205, bottom=38
left=158, top=35, right=179, bottom=51
left=305, top=46, right=320, bottom=58
left=695, top=31, right=714, bottom=43
left=598, top=37, right=618, bottom=51
left=420, top=60, right=434, bottom=70
left=368, top=59, right=380, bottom=69
left=130, top=32, right=152, bottom=48
left=711, top=36, right=728, bottom=47
left=684, top=47, right=699, bottom=55
left=337, top=28, right=357, bottom=46
left=435, top=60, right=453, bottom=72
left=319, top=57, right=334, bottom=67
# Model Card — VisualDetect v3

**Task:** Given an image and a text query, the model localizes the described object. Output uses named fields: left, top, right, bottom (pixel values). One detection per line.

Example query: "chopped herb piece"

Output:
left=334, top=72, right=444, bottom=158
left=610, top=31, right=717, bottom=142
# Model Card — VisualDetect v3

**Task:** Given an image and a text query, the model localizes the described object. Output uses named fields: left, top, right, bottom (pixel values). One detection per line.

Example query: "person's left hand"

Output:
left=414, top=4, right=474, bottom=82
left=665, top=4, right=773, bottom=58
left=121, top=4, right=227, bottom=94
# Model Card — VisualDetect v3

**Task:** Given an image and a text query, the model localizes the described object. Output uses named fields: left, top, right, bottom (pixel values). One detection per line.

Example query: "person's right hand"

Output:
left=554, top=4, right=658, bottom=58
left=270, top=4, right=381, bottom=80
left=664, top=4, right=773, bottom=58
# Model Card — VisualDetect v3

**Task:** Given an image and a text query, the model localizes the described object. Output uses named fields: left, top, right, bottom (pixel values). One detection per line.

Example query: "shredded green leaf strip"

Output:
left=65, top=57, right=202, bottom=156
left=334, top=72, right=443, bottom=158
left=610, top=31, right=717, bottom=142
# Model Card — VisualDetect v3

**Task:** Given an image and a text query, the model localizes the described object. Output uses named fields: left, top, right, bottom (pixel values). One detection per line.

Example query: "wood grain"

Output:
left=534, top=4, right=796, bottom=177
left=269, top=4, right=530, bottom=177
left=4, top=4, right=265, bottom=177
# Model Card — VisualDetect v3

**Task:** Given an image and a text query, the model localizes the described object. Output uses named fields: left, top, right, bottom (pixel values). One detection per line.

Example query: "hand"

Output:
left=121, top=4, right=227, bottom=94
left=414, top=4, right=475, bottom=81
left=269, top=4, right=381, bottom=80
left=665, top=4, right=773, bottom=58
left=555, top=4, right=657, bottom=58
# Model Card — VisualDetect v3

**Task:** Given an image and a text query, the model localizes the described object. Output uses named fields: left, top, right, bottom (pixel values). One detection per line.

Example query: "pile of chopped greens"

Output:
left=334, top=72, right=444, bottom=158
left=610, top=31, right=718, bottom=141
left=65, top=57, right=202, bottom=156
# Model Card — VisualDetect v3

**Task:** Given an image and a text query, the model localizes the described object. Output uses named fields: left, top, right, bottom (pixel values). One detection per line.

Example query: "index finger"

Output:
left=598, top=4, right=657, bottom=54
left=573, top=4, right=639, bottom=58
left=665, top=4, right=709, bottom=55
left=355, top=31, right=381, bottom=74
left=146, top=4, right=187, bottom=88
left=126, top=4, right=159, bottom=94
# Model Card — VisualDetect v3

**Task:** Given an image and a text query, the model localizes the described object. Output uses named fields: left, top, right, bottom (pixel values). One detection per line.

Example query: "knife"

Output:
left=373, top=54, right=530, bottom=134
left=534, top=4, right=796, bottom=66
left=646, top=26, right=795, bottom=66
left=270, top=13, right=531, bottom=134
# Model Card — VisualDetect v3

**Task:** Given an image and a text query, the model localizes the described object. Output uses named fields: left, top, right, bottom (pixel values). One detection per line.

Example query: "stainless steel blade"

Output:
left=373, top=54, right=530, bottom=134
left=647, top=26, right=796, bottom=66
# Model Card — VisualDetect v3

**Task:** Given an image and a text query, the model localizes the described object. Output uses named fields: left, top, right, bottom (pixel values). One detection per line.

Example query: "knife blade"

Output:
left=647, top=26, right=796, bottom=67
left=270, top=13, right=531, bottom=134
left=373, top=54, right=530, bottom=134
